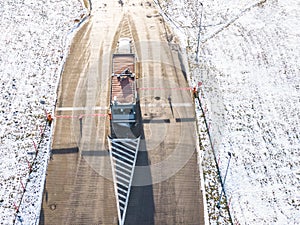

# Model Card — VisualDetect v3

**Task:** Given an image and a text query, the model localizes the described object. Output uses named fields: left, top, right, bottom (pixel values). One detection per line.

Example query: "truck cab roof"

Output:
left=117, top=37, right=132, bottom=54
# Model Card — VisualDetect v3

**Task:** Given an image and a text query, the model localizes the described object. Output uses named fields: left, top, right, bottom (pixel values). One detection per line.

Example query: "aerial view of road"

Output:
left=40, top=1, right=204, bottom=224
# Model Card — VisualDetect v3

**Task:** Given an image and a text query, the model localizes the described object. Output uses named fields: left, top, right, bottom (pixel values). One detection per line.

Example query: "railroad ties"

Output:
left=108, top=137, right=140, bottom=225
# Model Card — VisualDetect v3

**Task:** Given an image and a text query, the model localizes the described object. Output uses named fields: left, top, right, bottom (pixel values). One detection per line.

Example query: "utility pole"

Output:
left=217, top=151, right=232, bottom=209
left=195, top=2, right=203, bottom=63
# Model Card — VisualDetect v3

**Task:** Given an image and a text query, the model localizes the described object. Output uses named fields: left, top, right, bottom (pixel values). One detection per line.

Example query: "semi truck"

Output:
left=110, top=38, right=138, bottom=129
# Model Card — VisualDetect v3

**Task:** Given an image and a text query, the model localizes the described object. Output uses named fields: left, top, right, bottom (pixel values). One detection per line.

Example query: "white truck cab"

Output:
left=117, top=37, right=132, bottom=54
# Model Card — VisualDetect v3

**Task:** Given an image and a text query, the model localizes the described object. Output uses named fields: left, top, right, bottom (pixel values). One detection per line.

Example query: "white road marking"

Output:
left=56, top=106, right=108, bottom=111
left=141, top=103, right=193, bottom=107
left=56, top=103, right=192, bottom=111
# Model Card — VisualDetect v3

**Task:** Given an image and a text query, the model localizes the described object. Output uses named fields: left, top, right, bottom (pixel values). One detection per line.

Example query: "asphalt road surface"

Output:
left=40, top=1, right=204, bottom=224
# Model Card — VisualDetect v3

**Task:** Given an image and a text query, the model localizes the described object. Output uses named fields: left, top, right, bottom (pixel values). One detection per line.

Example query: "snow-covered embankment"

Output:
left=0, top=1, right=87, bottom=224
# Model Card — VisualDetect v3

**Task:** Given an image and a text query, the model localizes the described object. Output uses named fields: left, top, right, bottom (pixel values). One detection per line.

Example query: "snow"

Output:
left=158, top=0, right=300, bottom=224
left=0, top=0, right=87, bottom=224
left=1, top=0, right=299, bottom=224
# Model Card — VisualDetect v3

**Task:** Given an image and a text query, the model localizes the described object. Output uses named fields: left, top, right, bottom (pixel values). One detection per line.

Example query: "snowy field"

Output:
left=1, top=0, right=299, bottom=224
left=0, top=0, right=86, bottom=224
left=158, top=0, right=300, bottom=224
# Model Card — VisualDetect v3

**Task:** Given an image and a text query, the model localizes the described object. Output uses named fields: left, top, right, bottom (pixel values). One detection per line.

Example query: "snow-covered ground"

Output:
left=0, top=0, right=87, bottom=224
left=1, top=0, right=299, bottom=224
left=158, top=0, right=300, bottom=224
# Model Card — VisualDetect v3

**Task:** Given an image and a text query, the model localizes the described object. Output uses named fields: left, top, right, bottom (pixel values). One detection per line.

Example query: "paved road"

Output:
left=40, top=1, right=204, bottom=224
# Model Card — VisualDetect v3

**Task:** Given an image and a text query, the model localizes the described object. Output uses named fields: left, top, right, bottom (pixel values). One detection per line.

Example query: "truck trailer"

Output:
left=110, top=38, right=138, bottom=129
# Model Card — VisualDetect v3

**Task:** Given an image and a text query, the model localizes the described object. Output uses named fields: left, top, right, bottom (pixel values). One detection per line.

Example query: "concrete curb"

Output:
left=195, top=98, right=210, bottom=225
